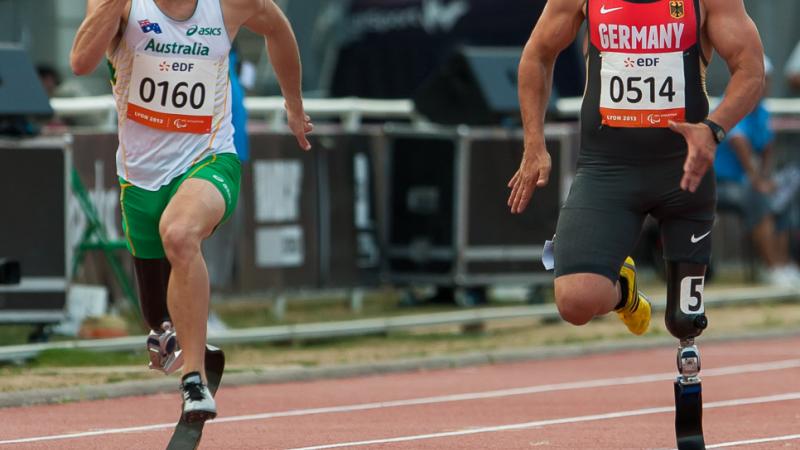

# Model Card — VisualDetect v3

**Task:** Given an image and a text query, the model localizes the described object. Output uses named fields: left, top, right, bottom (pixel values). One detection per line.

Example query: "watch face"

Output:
left=716, top=130, right=725, bottom=142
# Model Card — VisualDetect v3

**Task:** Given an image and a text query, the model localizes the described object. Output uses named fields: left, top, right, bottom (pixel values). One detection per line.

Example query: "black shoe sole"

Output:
left=182, top=410, right=217, bottom=423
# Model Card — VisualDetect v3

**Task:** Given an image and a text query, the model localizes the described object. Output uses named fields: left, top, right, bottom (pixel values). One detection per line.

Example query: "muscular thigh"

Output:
left=161, top=153, right=241, bottom=238
left=554, top=164, right=646, bottom=283
left=161, top=178, right=226, bottom=239
left=120, top=180, right=172, bottom=259
left=649, top=164, right=716, bottom=264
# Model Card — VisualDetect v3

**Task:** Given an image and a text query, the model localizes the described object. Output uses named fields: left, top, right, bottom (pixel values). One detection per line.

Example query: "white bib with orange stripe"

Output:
left=127, top=53, right=218, bottom=134
left=109, top=0, right=235, bottom=190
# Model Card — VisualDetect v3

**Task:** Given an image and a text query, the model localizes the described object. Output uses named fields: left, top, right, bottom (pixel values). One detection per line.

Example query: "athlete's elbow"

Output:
left=70, top=53, right=95, bottom=76
left=754, top=60, right=766, bottom=85
left=741, top=56, right=766, bottom=96
left=751, top=70, right=766, bottom=99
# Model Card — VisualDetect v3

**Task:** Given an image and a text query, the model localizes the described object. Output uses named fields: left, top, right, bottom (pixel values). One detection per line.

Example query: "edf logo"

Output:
left=635, top=57, right=661, bottom=67
left=159, top=62, right=194, bottom=72
left=169, top=62, right=195, bottom=72
left=138, top=19, right=163, bottom=34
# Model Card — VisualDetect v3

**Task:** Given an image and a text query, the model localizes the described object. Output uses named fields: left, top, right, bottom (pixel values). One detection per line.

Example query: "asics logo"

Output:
left=600, top=5, right=624, bottom=14
left=690, top=231, right=711, bottom=244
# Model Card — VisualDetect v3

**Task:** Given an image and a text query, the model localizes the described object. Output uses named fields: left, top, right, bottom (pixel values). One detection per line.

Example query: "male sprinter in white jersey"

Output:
left=71, top=0, right=312, bottom=422
left=509, top=0, right=762, bottom=446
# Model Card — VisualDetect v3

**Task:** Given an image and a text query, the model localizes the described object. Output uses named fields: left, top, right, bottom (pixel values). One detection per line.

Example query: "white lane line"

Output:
left=289, top=393, right=800, bottom=450
left=1, top=358, right=799, bottom=445
left=706, top=433, right=800, bottom=448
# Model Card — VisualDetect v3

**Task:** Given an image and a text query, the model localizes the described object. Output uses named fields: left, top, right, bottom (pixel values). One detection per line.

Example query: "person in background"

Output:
left=37, top=65, right=62, bottom=98
left=715, top=57, right=800, bottom=287
left=35, top=64, right=69, bottom=134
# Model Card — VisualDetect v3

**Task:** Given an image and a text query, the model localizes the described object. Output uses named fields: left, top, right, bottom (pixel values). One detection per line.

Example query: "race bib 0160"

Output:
left=127, top=52, right=217, bottom=134
left=599, top=51, right=686, bottom=128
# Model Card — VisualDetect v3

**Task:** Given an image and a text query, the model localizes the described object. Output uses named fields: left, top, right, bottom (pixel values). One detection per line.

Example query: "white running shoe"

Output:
left=181, top=372, right=217, bottom=423
left=766, top=267, right=798, bottom=289
left=779, top=265, right=800, bottom=289
left=146, top=321, right=184, bottom=375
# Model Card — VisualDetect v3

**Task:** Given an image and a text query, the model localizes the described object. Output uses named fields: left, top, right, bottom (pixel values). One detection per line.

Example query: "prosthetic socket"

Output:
left=665, top=261, right=708, bottom=380
left=134, top=257, right=172, bottom=331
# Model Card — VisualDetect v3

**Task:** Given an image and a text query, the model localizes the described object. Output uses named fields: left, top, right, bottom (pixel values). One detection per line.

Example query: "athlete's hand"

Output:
left=507, top=149, right=551, bottom=214
left=752, top=176, right=776, bottom=194
left=669, top=121, right=716, bottom=193
left=286, top=102, right=313, bottom=151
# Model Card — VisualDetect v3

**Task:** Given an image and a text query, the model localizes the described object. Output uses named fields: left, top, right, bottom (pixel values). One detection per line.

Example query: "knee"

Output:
left=554, top=289, right=595, bottom=326
left=160, top=222, right=202, bottom=267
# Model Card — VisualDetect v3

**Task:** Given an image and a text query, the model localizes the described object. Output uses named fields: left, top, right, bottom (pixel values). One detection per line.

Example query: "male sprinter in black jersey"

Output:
left=509, top=1, right=763, bottom=446
left=511, top=0, right=762, bottom=335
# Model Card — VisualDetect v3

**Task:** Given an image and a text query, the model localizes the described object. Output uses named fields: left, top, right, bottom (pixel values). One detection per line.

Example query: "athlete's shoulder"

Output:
left=220, top=0, right=264, bottom=14
left=538, top=0, right=585, bottom=23
left=549, top=0, right=585, bottom=13
left=121, top=0, right=132, bottom=27
left=701, top=0, right=747, bottom=15
left=220, top=0, right=271, bottom=28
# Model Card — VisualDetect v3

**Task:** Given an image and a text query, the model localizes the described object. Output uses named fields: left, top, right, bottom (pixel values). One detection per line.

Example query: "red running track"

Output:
left=1, top=336, right=799, bottom=449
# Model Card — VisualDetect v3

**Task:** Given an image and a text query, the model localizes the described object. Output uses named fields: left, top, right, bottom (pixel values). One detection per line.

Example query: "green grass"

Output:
left=213, top=290, right=460, bottom=329
left=30, top=349, right=146, bottom=368
left=0, top=326, right=36, bottom=346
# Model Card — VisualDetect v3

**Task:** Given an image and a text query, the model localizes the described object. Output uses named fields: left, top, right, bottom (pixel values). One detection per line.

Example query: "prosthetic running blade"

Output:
left=674, top=340, right=705, bottom=450
left=166, top=345, right=225, bottom=450
left=674, top=380, right=705, bottom=450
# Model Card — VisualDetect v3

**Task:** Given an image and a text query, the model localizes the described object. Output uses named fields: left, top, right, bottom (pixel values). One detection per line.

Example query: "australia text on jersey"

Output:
left=144, top=39, right=211, bottom=56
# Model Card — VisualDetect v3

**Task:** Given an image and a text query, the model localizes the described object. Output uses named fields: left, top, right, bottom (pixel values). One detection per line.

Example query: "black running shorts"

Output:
left=553, top=156, right=716, bottom=282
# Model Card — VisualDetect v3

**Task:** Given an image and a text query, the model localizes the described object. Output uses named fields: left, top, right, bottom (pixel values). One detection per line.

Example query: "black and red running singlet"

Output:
left=581, top=0, right=709, bottom=159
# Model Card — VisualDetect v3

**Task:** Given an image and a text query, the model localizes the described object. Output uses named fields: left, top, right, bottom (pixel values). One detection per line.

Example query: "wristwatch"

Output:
left=702, top=119, right=727, bottom=144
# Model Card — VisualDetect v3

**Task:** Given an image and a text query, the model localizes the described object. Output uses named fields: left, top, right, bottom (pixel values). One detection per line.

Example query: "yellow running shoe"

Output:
left=616, top=257, right=651, bottom=335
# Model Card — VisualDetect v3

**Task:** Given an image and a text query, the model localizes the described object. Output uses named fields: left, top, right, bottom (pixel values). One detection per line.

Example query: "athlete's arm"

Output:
left=241, top=0, right=312, bottom=151
left=704, top=0, right=764, bottom=132
left=508, top=0, right=583, bottom=214
left=760, top=142, right=775, bottom=179
left=70, top=0, right=128, bottom=76
left=758, top=142, right=777, bottom=193
left=669, top=0, right=764, bottom=193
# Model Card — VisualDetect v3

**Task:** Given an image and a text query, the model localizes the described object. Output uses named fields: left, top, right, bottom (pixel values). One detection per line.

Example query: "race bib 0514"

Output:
left=599, top=51, right=686, bottom=128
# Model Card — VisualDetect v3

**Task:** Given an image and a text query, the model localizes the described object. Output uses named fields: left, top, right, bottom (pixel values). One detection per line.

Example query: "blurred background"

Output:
left=1, top=0, right=800, bottom=386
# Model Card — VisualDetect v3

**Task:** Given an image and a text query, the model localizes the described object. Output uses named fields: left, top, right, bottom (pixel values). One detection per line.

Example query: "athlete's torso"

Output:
left=580, top=0, right=709, bottom=161
left=109, top=0, right=235, bottom=190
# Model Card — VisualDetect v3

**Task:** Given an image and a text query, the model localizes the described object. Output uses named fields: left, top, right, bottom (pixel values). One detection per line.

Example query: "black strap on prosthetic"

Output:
left=133, top=257, right=172, bottom=331
left=666, top=261, right=708, bottom=450
left=665, top=262, right=708, bottom=340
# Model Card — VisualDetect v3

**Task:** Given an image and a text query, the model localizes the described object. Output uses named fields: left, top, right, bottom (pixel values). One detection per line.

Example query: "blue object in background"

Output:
left=229, top=48, right=249, bottom=163
left=715, top=101, right=774, bottom=183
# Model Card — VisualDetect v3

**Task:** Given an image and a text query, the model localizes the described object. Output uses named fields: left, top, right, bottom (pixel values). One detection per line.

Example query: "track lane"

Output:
left=0, top=336, right=798, bottom=449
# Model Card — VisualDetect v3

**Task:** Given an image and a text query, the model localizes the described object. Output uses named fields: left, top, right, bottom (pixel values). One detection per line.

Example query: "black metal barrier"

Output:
left=239, top=132, right=383, bottom=291
left=384, top=125, right=577, bottom=291
left=0, top=137, right=70, bottom=325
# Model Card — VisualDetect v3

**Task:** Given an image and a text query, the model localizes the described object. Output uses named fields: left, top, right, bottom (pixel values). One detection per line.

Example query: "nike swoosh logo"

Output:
left=600, top=6, right=623, bottom=14
left=690, top=231, right=712, bottom=244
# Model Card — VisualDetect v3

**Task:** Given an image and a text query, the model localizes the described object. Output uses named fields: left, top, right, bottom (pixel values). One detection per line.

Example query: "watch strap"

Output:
left=702, top=119, right=726, bottom=144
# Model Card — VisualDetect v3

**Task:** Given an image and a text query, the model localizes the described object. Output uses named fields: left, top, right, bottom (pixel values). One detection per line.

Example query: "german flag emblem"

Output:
left=670, top=0, right=685, bottom=19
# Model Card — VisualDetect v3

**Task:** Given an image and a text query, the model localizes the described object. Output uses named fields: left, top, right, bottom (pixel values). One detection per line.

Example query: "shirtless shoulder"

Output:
left=220, top=0, right=264, bottom=38
left=109, top=0, right=132, bottom=54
